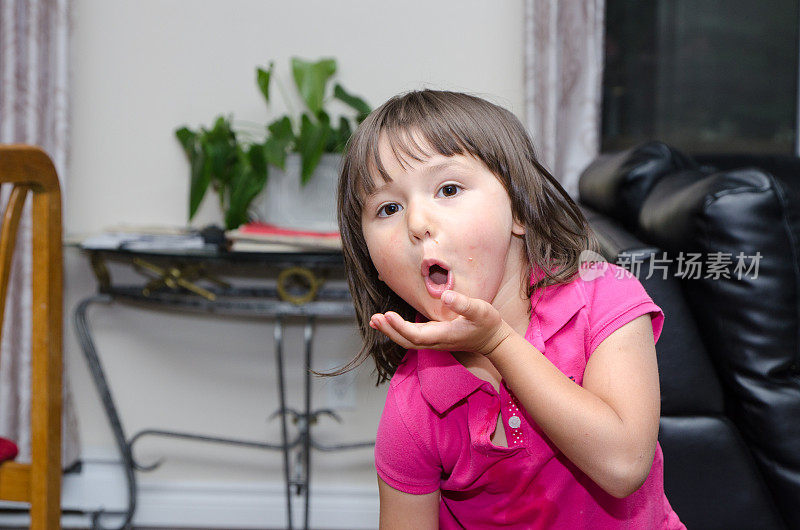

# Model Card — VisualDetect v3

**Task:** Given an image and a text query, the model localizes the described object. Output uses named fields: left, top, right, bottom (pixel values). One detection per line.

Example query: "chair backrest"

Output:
left=0, top=182, right=32, bottom=332
left=0, top=145, right=63, bottom=529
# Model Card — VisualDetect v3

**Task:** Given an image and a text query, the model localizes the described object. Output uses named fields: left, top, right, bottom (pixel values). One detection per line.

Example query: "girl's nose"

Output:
left=406, top=202, right=435, bottom=242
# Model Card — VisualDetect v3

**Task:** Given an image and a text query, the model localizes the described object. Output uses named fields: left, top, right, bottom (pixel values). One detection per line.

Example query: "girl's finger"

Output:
left=384, top=312, right=449, bottom=349
left=384, top=312, right=429, bottom=345
left=441, top=290, right=485, bottom=321
left=372, top=314, right=416, bottom=349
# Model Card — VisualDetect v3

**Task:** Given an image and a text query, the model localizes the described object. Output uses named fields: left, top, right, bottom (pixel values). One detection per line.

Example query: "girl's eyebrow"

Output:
left=366, top=178, right=394, bottom=199
left=365, top=161, right=466, bottom=199
left=424, top=160, right=463, bottom=177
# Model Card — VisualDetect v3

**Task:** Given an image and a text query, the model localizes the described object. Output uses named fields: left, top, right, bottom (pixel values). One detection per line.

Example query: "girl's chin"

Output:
left=425, top=303, right=459, bottom=322
left=412, top=296, right=458, bottom=323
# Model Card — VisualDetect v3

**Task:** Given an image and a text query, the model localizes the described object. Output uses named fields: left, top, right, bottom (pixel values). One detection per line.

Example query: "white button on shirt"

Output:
left=508, top=415, right=521, bottom=429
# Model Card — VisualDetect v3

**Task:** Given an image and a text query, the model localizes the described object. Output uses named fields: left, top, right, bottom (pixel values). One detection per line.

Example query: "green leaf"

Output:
left=201, top=150, right=224, bottom=213
left=296, top=113, right=331, bottom=185
left=188, top=155, right=209, bottom=220
left=263, top=137, right=288, bottom=170
left=332, top=116, right=352, bottom=153
left=224, top=168, right=249, bottom=229
left=248, top=140, right=268, bottom=176
left=325, top=115, right=351, bottom=153
left=188, top=149, right=210, bottom=221
left=175, top=127, right=197, bottom=156
left=257, top=62, right=274, bottom=104
left=202, top=116, right=238, bottom=185
left=291, top=57, right=336, bottom=116
left=225, top=145, right=269, bottom=229
left=333, top=84, right=371, bottom=118
left=263, top=116, right=294, bottom=169
left=175, top=127, right=210, bottom=221
left=268, top=115, right=294, bottom=139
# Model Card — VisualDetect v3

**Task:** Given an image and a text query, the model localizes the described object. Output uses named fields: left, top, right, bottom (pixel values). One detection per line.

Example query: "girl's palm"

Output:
left=369, top=290, right=511, bottom=356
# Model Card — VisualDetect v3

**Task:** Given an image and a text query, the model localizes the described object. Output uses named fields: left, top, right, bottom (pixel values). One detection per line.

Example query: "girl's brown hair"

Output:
left=323, top=89, right=599, bottom=385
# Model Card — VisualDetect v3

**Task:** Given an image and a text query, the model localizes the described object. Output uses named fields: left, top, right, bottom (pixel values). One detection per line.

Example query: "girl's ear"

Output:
left=512, top=219, right=526, bottom=236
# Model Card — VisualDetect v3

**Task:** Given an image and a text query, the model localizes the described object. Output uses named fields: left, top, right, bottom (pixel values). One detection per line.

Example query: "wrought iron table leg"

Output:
left=74, top=293, right=367, bottom=530
left=74, top=295, right=136, bottom=530
left=274, top=317, right=294, bottom=530
left=126, top=428, right=293, bottom=472
left=303, top=317, right=315, bottom=530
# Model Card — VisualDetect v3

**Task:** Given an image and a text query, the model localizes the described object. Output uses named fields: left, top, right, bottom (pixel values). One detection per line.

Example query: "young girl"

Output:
left=334, top=90, right=685, bottom=529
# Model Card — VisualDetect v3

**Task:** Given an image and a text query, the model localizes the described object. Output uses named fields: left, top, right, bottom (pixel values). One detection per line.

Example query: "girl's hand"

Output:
left=369, top=290, right=514, bottom=356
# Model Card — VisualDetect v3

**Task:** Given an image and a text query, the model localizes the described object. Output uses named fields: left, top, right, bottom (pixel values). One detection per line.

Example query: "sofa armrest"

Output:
left=579, top=203, right=725, bottom=416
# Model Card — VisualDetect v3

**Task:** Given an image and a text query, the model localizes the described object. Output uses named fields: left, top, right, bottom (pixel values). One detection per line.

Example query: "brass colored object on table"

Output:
left=277, top=266, right=323, bottom=305
left=90, top=253, right=111, bottom=291
left=132, top=257, right=230, bottom=301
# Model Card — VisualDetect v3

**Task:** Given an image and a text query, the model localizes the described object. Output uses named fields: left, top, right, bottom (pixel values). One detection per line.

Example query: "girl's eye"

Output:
left=437, top=184, right=462, bottom=198
left=377, top=203, right=402, bottom=217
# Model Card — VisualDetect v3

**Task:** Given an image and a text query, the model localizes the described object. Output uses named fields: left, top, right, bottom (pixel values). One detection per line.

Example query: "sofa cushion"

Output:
left=639, top=167, right=800, bottom=528
left=694, top=153, right=800, bottom=182
left=659, top=416, right=785, bottom=530
left=581, top=205, right=725, bottom=415
left=578, top=142, right=697, bottom=232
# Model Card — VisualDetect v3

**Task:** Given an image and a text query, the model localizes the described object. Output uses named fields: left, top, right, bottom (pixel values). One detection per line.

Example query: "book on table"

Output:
left=226, top=223, right=342, bottom=252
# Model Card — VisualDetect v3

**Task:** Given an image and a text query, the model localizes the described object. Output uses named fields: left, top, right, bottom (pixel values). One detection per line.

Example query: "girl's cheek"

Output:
left=371, top=238, right=397, bottom=280
left=375, top=259, right=403, bottom=285
left=365, top=226, right=396, bottom=261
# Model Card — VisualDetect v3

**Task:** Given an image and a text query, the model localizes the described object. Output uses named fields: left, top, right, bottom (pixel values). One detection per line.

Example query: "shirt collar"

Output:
left=534, top=269, right=586, bottom=344
left=417, top=269, right=586, bottom=415
left=417, top=348, right=486, bottom=415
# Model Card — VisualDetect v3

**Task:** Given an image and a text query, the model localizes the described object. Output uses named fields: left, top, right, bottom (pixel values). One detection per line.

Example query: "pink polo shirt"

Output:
left=375, top=262, right=685, bottom=529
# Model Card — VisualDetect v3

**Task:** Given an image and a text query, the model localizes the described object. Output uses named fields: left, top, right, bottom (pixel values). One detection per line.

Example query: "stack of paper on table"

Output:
left=80, top=225, right=210, bottom=251
left=226, top=223, right=342, bottom=252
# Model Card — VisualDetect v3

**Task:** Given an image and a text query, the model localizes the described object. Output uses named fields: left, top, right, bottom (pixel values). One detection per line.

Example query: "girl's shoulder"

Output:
left=376, top=349, right=444, bottom=493
left=533, top=261, right=646, bottom=332
left=534, top=261, right=664, bottom=368
left=575, top=261, right=659, bottom=316
left=536, top=261, right=647, bottom=306
left=535, top=261, right=663, bottom=342
left=576, top=261, right=665, bottom=353
left=383, top=350, right=431, bottom=415
left=577, top=260, right=648, bottom=296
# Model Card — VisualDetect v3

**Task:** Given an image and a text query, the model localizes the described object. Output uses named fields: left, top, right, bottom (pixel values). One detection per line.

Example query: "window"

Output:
left=602, top=0, right=799, bottom=154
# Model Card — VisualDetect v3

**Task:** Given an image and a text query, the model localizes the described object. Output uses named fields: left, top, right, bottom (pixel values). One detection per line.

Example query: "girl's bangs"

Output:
left=355, top=111, right=474, bottom=198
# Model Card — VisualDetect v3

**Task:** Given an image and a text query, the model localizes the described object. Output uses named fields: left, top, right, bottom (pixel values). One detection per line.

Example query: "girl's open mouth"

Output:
left=422, top=260, right=454, bottom=297
left=429, top=264, right=448, bottom=285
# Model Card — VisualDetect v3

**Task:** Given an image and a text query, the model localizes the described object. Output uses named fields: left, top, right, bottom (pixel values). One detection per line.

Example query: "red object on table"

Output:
left=0, top=437, right=18, bottom=462
left=237, top=223, right=340, bottom=239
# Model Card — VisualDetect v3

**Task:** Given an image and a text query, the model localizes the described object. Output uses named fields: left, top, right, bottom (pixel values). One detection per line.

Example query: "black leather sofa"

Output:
left=577, top=142, right=800, bottom=530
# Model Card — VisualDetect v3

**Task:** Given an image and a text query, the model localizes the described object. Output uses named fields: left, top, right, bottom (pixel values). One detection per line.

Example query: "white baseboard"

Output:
left=0, top=451, right=380, bottom=529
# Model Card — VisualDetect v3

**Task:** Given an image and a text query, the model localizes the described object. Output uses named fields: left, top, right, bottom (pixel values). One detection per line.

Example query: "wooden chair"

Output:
left=0, top=145, right=63, bottom=529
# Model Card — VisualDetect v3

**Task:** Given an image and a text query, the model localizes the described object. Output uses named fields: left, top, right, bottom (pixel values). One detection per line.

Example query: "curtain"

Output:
left=0, top=0, right=79, bottom=469
left=524, top=0, right=606, bottom=199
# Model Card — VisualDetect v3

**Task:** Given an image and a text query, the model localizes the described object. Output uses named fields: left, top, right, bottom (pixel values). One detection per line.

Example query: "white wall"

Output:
left=63, top=0, right=524, bottom=525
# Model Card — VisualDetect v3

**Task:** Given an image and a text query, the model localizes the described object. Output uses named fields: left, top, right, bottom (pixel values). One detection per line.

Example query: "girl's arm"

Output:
left=370, top=293, right=660, bottom=499
left=487, top=313, right=660, bottom=498
left=378, top=476, right=440, bottom=529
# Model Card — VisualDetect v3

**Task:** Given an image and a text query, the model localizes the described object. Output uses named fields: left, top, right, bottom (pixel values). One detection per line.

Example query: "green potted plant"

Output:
left=175, top=57, right=371, bottom=230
